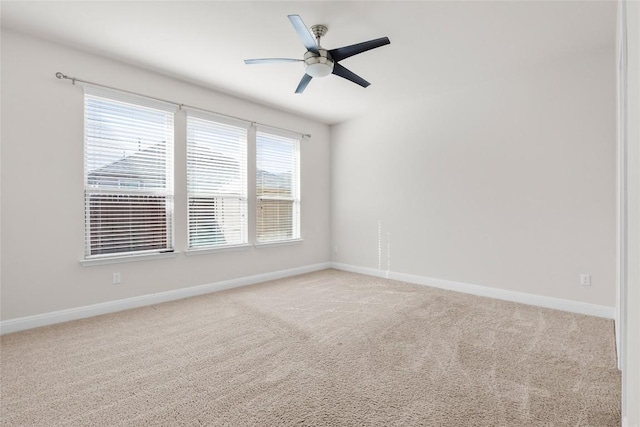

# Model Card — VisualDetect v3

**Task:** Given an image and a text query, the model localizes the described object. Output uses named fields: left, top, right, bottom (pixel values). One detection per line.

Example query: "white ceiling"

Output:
left=1, top=1, right=616, bottom=125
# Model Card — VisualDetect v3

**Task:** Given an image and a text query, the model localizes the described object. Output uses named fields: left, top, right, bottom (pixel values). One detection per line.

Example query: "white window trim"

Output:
left=185, top=244, right=252, bottom=256
left=186, top=111, right=249, bottom=251
left=254, top=238, right=304, bottom=249
left=255, top=128, right=301, bottom=244
left=80, top=251, right=179, bottom=267
left=83, top=87, right=176, bottom=260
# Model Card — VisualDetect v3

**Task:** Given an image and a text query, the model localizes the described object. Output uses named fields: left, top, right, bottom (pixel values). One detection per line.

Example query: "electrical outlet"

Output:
left=580, top=274, right=591, bottom=286
left=113, top=272, right=121, bottom=284
left=333, top=245, right=338, bottom=254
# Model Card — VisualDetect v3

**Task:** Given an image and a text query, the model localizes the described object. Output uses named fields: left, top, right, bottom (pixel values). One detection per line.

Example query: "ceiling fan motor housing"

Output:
left=304, top=49, right=334, bottom=78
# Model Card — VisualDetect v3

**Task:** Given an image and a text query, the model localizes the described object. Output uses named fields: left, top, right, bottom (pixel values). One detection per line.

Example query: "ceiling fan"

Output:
left=244, top=14, right=390, bottom=94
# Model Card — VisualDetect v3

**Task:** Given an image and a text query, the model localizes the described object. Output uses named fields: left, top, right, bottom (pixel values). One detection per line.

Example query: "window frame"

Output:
left=185, top=110, right=249, bottom=251
left=255, top=128, right=301, bottom=244
left=83, top=87, right=176, bottom=260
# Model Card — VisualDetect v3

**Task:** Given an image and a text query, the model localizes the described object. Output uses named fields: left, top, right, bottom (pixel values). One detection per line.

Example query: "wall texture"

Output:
left=331, top=47, right=616, bottom=307
left=0, top=30, right=331, bottom=321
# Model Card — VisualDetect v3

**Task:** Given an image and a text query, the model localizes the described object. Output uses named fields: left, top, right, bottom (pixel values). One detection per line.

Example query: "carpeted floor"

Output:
left=0, top=269, right=620, bottom=426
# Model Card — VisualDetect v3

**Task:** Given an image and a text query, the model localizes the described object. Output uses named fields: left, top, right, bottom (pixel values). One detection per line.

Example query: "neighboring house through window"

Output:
left=84, top=88, right=175, bottom=258
left=256, top=129, right=301, bottom=243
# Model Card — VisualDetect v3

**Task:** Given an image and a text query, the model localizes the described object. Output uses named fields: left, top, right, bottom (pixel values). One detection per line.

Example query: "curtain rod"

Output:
left=55, top=72, right=312, bottom=139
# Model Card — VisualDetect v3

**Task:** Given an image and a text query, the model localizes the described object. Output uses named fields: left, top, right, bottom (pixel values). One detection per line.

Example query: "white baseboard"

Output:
left=2, top=261, right=615, bottom=335
left=0, top=262, right=331, bottom=335
left=331, top=262, right=615, bottom=319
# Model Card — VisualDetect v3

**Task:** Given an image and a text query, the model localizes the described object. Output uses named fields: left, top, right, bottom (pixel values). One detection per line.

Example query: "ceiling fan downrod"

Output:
left=311, top=24, right=328, bottom=46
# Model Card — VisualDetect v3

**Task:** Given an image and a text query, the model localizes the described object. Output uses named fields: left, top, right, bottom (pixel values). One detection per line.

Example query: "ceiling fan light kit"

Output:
left=304, top=50, right=334, bottom=78
left=244, top=15, right=390, bottom=93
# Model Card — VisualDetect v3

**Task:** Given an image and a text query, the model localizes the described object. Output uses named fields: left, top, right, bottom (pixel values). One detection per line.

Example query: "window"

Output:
left=256, top=129, right=300, bottom=243
left=186, top=112, right=248, bottom=249
left=84, top=88, right=175, bottom=258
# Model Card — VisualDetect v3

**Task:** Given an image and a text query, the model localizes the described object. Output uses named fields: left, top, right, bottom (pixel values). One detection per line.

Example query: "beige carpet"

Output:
left=1, top=269, right=620, bottom=426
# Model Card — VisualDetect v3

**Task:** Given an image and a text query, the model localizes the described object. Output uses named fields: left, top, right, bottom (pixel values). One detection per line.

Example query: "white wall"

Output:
left=623, top=0, right=640, bottom=424
left=0, top=30, right=331, bottom=321
left=331, top=47, right=616, bottom=307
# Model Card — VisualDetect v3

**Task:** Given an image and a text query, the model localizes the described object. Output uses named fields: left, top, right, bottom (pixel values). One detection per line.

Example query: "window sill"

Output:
left=254, top=238, right=303, bottom=249
left=185, top=244, right=251, bottom=256
left=80, top=251, right=179, bottom=267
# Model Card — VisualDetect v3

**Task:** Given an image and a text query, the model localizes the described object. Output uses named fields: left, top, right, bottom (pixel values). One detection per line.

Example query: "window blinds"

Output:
left=84, top=88, right=175, bottom=257
left=256, top=129, right=300, bottom=243
left=186, top=112, right=248, bottom=249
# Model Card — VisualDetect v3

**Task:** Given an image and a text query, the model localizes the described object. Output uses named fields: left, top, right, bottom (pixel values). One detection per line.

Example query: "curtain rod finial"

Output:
left=55, top=72, right=65, bottom=79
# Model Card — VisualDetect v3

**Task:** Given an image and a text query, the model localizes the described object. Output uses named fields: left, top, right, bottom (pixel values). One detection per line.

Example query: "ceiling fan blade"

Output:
left=295, top=74, right=313, bottom=94
left=288, top=15, right=319, bottom=54
left=331, top=63, right=370, bottom=88
left=244, top=58, right=302, bottom=65
left=328, top=37, right=390, bottom=62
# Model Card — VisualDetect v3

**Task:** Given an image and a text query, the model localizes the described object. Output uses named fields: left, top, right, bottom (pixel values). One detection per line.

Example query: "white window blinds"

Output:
left=256, top=129, right=300, bottom=243
left=187, top=111, right=248, bottom=249
left=84, top=88, right=175, bottom=258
